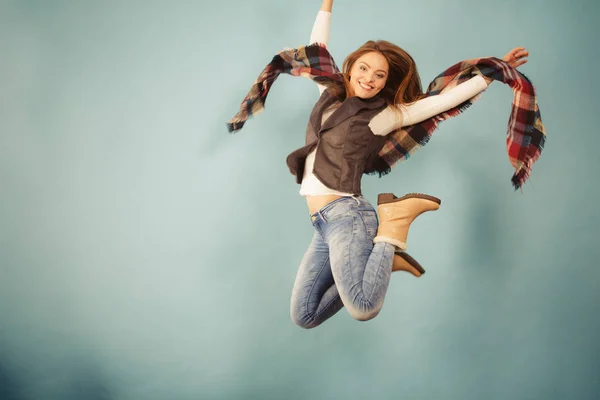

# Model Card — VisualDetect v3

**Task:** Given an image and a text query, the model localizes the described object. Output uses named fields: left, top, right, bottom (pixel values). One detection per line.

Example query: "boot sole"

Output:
left=378, top=192, right=441, bottom=206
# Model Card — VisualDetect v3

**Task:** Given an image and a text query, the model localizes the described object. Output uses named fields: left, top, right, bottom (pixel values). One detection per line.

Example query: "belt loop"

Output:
left=318, top=209, right=327, bottom=223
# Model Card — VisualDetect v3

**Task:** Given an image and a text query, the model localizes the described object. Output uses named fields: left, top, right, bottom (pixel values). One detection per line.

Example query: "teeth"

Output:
left=359, top=82, right=373, bottom=90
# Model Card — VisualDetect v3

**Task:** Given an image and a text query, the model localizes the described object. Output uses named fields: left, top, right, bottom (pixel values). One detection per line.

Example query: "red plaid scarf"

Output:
left=227, top=43, right=546, bottom=190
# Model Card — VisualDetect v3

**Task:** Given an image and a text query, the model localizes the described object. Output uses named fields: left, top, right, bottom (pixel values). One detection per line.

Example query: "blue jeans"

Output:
left=290, top=196, right=396, bottom=329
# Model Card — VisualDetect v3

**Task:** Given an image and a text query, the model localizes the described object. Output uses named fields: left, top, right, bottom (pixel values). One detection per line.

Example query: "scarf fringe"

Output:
left=511, top=130, right=546, bottom=190
left=227, top=120, right=244, bottom=133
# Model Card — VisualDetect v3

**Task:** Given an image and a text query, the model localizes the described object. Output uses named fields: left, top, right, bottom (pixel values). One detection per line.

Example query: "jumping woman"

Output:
left=227, top=0, right=544, bottom=328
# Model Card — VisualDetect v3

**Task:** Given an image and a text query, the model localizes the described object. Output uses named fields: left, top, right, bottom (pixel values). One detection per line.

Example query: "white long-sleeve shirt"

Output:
left=299, top=11, right=488, bottom=196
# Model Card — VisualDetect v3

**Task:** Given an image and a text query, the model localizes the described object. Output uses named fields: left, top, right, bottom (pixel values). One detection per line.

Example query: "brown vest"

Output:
left=286, top=90, right=389, bottom=195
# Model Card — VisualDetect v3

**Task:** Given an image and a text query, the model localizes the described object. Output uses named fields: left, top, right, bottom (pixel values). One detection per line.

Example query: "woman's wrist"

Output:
left=320, top=0, right=333, bottom=12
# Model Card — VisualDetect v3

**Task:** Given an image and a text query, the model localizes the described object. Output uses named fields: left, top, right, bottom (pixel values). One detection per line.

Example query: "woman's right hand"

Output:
left=502, top=47, right=529, bottom=69
left=483, top=47, right=530, bottom=85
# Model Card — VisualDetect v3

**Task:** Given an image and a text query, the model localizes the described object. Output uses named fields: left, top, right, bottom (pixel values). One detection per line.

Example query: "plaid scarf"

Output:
left=227, top=43, right=546, bottom=190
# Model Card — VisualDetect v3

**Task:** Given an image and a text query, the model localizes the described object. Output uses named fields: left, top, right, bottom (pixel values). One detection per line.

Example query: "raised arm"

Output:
left=369, top=45, right=531, bottom=135
left=310, top=0, right=333, bottom=95
left=369, top=46, right=530, bottom=135
left=369, top=75, right=489, bottom=135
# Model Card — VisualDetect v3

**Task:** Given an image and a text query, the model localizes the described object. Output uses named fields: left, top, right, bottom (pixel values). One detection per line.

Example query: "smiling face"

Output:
left=348, top=51, right=389, bottom=99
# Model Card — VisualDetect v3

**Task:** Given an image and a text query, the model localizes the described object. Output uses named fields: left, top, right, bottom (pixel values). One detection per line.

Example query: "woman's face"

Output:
left=349, top=51, right=389, bottom=99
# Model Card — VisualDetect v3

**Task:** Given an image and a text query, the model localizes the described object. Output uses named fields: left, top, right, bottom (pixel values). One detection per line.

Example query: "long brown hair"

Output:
left=330, top=40, right=425, bottom=109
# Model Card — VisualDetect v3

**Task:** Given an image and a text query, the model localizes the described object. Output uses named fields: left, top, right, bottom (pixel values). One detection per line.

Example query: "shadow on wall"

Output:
left=65, top=363, right=114, bottom=400
left=0, top=356, right=116, bottom=400
left=0, top=360, right=21, bottom=400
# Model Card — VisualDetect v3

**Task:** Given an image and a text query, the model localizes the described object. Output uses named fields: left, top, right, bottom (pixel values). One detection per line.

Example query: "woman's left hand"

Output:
left=502, top=47, right=529, bottom=68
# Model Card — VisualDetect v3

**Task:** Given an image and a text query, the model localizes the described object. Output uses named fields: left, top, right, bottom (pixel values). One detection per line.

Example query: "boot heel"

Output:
left=392, top=251, right=426, bottom=277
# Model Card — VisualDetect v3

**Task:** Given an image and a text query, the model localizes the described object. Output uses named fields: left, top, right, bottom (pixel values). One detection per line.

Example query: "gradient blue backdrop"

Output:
left=1, top=0, right=599, bottom=399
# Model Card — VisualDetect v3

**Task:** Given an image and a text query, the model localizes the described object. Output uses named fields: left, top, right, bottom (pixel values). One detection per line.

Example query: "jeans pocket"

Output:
left=322, top=200, right=353, bottom=223
left=358, top=209, right=378, bottom=239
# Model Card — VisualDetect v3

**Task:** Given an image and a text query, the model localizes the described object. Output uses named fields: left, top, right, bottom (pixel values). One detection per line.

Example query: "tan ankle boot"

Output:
left=392, top=252, right=425, bottom=277
left=373, top=192, right=441, bottom=251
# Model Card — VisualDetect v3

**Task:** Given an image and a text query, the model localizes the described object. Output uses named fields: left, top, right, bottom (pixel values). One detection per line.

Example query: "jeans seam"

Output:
left=347, top=213, right=369, bottom=310
left=302, top=253, right=333, bottom=323
left=354, top=211, right=380, bottom=310
left=312, top=278, right=341, bottom=321
left=366, top=243, right=389, bottom=303
left=357, top=210, right=368, bottom=237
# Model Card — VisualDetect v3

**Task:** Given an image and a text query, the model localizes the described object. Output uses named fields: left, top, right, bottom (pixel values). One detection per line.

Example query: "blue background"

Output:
left=1, top=0, right=599, bottom=399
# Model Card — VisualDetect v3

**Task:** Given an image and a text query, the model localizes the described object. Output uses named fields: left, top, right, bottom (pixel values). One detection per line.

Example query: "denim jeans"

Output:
left=290, top=196, right=396, bottom=329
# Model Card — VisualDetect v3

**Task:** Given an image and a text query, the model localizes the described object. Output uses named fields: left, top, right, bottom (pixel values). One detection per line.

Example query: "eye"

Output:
left=376, top=74, right=385, bottom=79
left=360, top=65, right=367, bottom=71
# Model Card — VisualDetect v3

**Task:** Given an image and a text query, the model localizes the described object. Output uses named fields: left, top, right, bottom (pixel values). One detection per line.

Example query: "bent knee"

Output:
left=347, top=306, right=381, bottom=322
left=290, top=310, right=319, bottom=330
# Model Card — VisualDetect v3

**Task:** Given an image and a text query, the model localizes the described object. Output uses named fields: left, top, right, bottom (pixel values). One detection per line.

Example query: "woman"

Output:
left=229, top=0, right=532, bottom=329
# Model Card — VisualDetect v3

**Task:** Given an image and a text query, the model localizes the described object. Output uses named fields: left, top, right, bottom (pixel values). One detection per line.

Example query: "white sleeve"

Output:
left=369, top=75, right=490, bottom=136
left=310, top=11, right=332, bottom=95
